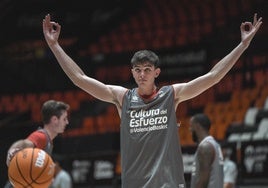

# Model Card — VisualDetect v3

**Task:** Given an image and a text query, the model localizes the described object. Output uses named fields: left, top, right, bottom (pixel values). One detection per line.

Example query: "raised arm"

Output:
left=42, top=14, right=127, bottom=108
left=173, top=13, right=262, bottom=106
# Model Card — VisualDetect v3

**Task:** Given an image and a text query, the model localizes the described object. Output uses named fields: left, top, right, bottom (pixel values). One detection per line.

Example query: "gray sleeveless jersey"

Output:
left=120, top=86, right=186, bottom=188
left=190, top=136, right=224, bottom=188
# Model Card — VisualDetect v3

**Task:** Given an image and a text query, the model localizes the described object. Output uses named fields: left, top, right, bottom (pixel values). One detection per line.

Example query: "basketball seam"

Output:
left=8, top=174, right=26, bottom=188
left=16, top=150, right=32, bottom=187
left=8, top=152, right=31, bottom=188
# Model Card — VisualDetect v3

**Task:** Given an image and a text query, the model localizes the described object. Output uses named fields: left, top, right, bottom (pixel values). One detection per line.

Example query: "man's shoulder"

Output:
left=27, top=130, right=46, bottom=139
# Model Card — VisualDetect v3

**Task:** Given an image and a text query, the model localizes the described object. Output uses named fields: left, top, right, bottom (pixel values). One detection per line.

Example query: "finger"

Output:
left=45, top=14, right=51, bottom=22
left=254, top=16, right=263, bottom=27
left=252, top=16, right=262, bottom=33
left=241, top=22, right=253, bottom=32
left=240, top=22, right=245, bottom=32
left=257, top=17, right=263, bottom=25
left=43, top=14, right=55, bottom=30
left=240, top=23, right=244, bottom=30
left=253, top=13, right=257, bottom=26
left=42, top=20, right=50, bottom=35
left=54, top=23, right=61, bottom=32
left=254, top=19, right=263, bottom=32
left=43, top=14, right=50, bottom=26
left=43, top=16, right=51, bottom=30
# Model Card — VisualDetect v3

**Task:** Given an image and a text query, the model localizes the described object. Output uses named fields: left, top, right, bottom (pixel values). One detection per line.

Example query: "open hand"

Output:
left=240, top=13, right=262, bottom=48
left=42, top=14, right=61, bottom=47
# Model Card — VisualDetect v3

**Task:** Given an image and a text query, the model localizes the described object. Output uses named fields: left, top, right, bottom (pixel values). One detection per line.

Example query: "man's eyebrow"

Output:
left=134, top=63, right=154, bottom=67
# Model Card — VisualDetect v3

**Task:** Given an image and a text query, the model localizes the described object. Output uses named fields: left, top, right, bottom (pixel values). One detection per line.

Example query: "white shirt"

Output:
left=50, top=170, right=72, bottom=188
left=223, top=158, right=238, bottom=184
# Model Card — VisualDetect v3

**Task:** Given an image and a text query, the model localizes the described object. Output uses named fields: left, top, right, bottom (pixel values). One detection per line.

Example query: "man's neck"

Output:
left=43, top=126, right=55, bottom=140
left=138, top=85, right=157, bottom=95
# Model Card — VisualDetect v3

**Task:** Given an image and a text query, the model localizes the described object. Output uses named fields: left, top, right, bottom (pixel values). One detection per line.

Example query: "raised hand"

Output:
left=42, top=14, right=61, bottom=47
left=240, top=13, right=262, bottom=48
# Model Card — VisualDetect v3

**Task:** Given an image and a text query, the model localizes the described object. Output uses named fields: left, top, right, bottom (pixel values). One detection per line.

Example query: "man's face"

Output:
left=131, top=62, right=160, bottom=87
left=53, top=111, right=69, bottom=133
left=189, top=118, right=198, bottom=143
left=191, top=130, right=198, bottom=143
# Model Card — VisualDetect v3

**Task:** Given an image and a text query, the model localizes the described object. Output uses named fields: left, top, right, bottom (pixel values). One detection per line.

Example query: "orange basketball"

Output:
left=8, top=148, right=55, bottom=188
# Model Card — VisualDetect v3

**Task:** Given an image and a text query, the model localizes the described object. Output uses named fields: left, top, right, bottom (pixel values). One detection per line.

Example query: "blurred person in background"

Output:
left=5, top=100, right=70, bottom=188
left=49, top=157, right=73, bottom=188
left=189, top=113, right=224, bottom=188
left=222, top=145, right=238, bottom=188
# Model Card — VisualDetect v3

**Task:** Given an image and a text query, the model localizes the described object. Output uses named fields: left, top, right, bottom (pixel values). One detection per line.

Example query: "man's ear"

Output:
left=155, top=68, right=161, bottom=78
left=50, top=115, right=58, bottom=123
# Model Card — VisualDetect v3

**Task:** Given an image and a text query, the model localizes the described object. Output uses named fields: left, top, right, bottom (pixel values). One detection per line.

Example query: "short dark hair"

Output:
left=192, top=113, right=211, bottom=131
left=41, top=100, right=70, bottom=124
left=131, top=50, right=160, bottom=68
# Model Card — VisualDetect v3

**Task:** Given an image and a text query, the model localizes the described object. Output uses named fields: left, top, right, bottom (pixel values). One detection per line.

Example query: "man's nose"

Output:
left=139, top=70, right=145, bottom=77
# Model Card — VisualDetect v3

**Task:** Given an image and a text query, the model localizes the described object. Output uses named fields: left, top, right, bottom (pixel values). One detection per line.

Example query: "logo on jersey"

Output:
left=129, top=108, right=168, bottom=133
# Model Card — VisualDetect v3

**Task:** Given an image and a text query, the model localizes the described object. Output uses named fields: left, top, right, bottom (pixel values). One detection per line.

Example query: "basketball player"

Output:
left=189, top=113, right=224, bottom=188
left=42, top=13, right=261, bottom=187
left=6, top=100, right=70, bottom=166
left=5, top=100, right=69, bottom=188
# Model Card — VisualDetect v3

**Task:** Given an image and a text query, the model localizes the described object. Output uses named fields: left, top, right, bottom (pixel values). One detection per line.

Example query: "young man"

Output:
left=5, top=100, right=69, bottom=188
left=6, top=100, right=70, bottom=166
left=42, top=13, right=262, bottom=188
left=189, top=113, right=224, bottom=188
